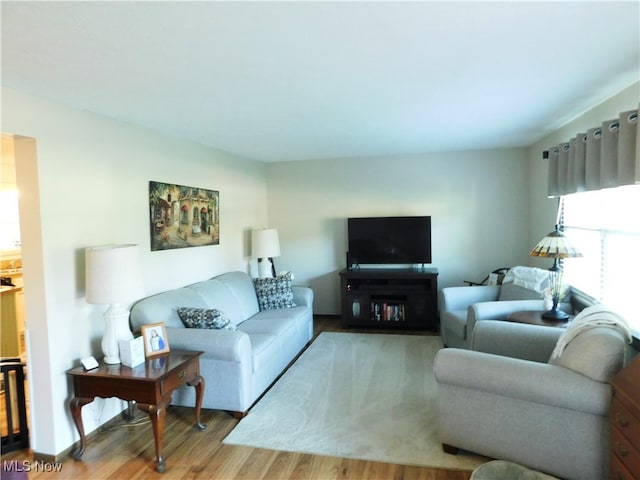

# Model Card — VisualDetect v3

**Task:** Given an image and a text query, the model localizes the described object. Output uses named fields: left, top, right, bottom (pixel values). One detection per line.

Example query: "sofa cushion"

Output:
left=177, top=307, right=238, bottom=330
left=215, top=271, right=261, bottom=320
left=239, top=317, right=295, bottom=339
left=549, top=327, right=626, bottom=382
left=186, top=279, right=247, bottom=326
left=130, top=287, right=209, bottom=330
left=247, top=333, right=280, bottom=372
left=253, top=272, right=296, bottom=311
left=239, top=307, right=309, bottom=336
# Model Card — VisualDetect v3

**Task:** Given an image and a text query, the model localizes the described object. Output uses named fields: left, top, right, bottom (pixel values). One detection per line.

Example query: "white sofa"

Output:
left=130, top=271, right=313, bottom=416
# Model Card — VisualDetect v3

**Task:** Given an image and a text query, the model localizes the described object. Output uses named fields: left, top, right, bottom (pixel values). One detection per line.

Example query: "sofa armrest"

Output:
left=471, top=320, right=563, bottom=363
left=165, top=327, right=251, bottom=363
left=292, top=286, right=313, bottom=308
left=438, top=285, right=500, bottom=312
left=434, top=348, right=611, bottom=415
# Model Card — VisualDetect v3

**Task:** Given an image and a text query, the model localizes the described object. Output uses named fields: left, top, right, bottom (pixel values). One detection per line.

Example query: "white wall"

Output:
left=266, top=148, right=531, bottom=314
left=526, top=81, right=640, bottom=270
left=2, top=87, right=268, bottom=456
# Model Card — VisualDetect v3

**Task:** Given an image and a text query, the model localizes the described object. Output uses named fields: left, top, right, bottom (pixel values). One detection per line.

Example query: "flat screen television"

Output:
left=347, top=216, right=432, bottom=265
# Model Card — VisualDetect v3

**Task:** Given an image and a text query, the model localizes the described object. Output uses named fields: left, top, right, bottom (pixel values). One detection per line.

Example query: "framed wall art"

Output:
left=141, top=322, right=170, bottom=357
left=149, top=181, right=220, bottom=251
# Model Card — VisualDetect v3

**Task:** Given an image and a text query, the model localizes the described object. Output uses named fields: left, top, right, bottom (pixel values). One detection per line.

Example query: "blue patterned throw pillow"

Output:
left=253, top=272, right=297, bottom=311
left=177, top=307, right=237, bottom=330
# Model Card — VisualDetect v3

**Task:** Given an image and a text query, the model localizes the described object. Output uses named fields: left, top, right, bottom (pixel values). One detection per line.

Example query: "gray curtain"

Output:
left=547, top=106, right=639, bottom=197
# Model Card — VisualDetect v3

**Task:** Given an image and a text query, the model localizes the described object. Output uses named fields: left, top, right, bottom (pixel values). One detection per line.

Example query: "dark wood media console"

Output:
left=339, top=268, right=439, bottom=331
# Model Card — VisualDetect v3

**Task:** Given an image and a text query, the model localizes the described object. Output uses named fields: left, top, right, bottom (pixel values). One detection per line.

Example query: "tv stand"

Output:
left=339, top=268, right=439, bottom=331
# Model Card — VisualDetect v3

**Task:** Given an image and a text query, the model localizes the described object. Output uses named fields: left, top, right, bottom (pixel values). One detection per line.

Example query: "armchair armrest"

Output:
left=434, top=348, right=611, bottom=415
left=468, top=299, right=572, bottom=339
left=438, top=285, right=500, bottom=312
left=292, top=286, right=313, bottom=308
left=165, top=327, right=251, bottom=363
left=471, top=320, right=562, bottom=363
left=470, top=299, right=545, bottom=321
left=467, top=299, right=544, bottom=339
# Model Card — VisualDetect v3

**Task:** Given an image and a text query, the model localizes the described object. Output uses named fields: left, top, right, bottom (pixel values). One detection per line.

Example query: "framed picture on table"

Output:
left=141, top=322, right=170, bottom=357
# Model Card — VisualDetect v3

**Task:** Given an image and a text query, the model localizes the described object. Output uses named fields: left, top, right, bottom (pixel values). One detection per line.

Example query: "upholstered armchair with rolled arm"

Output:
left=434, top=307, right=633, bottom=480
left=438, top=266, right=571, bottom=349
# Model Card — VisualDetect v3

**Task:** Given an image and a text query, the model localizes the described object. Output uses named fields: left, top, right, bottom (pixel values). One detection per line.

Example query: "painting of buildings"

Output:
left=149, top=181, right=220, bottom=251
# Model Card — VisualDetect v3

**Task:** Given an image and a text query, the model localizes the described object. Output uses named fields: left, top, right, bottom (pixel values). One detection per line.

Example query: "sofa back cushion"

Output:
left=130, top=287, right=208, bottom=330
left=215, top=271, right=260, bottom=320
left=549, top=327, right=627, bottom=382
left=130, top=271, right=261, bottom=331
left=186, top=279, right=247, bottom=326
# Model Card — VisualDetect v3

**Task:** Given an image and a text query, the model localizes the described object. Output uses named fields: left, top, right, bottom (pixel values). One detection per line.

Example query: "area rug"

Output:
left=223, top=332, right=488, bottom=470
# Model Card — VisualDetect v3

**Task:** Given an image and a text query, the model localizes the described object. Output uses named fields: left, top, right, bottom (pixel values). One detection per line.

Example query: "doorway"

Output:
left=1, top=134, right=30, bottom=453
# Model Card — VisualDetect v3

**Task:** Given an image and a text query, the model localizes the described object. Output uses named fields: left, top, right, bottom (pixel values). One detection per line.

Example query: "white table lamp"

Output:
left=251, top=229, right=281, bottom=278
left=86, top=244, right=144, bottom=364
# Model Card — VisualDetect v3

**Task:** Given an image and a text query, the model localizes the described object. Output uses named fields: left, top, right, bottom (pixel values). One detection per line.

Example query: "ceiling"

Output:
left=2, top=1, right=639, bottom=162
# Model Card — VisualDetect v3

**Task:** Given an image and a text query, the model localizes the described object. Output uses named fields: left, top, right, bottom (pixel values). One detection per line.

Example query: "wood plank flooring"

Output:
left=1, top=316, right=472, bottom=479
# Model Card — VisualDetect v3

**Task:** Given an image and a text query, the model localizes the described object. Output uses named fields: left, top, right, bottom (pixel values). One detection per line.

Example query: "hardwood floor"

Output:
left=1, top=316, right=471, bottom=480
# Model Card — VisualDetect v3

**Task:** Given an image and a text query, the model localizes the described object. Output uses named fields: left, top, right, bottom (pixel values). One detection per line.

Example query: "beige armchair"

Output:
left=434, top=312, right=632, bottom=480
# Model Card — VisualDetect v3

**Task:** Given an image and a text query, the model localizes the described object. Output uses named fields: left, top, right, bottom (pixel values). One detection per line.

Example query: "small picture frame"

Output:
left=141, top=322, right=170, bottom=357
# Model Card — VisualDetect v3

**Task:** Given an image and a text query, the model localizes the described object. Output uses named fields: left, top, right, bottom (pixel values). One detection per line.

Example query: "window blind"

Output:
left=561, top=185, right=640, bottom=333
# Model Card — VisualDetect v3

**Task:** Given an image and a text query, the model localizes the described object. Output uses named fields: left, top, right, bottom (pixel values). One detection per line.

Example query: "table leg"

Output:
left=188, top=374, right=206, bottom=430
left=137, top=403, right=166, bottom=473
left=69, top=397, right=93, bottom=459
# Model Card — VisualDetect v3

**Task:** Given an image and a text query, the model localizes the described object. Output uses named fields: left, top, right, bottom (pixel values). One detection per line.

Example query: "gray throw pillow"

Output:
left=253, top=272, right=296, bottom=311
left=177, top=307, right=237, bottom=330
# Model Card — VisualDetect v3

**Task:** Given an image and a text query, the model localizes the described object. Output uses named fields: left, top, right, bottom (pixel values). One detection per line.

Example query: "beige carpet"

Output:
left=223, top=332, right=488, bottom=470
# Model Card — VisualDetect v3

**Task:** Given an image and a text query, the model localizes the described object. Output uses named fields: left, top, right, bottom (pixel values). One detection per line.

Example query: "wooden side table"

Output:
left=66, top=349, right=205, bottom=473
left=507, top=310, right=571, bottom=328
left=610, top=355, right=640, bottom=479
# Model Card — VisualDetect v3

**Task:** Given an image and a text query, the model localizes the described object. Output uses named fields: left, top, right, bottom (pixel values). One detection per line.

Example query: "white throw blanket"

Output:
left=503, top=266, right=549, bottom=293
left=551, top=304, right=632, bottom=359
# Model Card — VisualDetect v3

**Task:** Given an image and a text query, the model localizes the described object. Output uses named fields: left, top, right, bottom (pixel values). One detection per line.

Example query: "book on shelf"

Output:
left=370, top=301, right=405, bottom=322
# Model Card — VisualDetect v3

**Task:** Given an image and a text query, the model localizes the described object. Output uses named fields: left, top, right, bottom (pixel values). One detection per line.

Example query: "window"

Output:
left=561, top=185, right=640, bottom=335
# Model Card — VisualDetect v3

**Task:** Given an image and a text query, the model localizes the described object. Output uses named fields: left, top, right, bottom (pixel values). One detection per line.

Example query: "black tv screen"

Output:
left=347, top=216, right=432, bottom=265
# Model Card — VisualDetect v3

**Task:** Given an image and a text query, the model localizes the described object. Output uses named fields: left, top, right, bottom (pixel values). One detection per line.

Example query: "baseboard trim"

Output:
left=33, top=407, right=132, bottom=462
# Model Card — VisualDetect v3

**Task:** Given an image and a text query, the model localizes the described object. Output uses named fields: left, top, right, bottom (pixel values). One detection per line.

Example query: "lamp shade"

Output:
left=86, top=244, right=144, bottom=304
left=251, top=229, right=281, bottom=259
left=529, top=228, right=583, bottom=259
